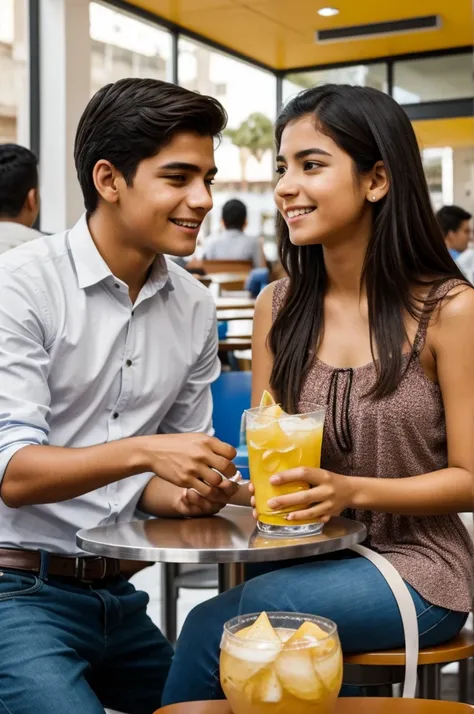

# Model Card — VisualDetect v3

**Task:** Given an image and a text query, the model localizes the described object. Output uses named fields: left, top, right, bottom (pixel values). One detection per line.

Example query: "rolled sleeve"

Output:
left=159, top=301, right=220, bottom=436
left=0, top=267, right=51, bottom=481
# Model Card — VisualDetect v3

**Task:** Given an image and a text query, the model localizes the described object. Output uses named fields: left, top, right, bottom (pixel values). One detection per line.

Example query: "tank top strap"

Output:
left=412, top=278, right=466, bottom=356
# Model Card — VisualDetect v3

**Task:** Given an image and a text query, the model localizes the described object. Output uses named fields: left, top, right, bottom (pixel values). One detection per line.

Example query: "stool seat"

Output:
left=344, top=631, right=474, bottom=666
left=156, top=699, right=474, bottom=713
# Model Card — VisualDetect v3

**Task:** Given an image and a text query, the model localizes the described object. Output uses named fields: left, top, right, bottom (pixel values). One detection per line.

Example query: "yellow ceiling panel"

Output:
left=128, top=0, right=473, bottom=69
left=413, top=117, right=474, bottom=150
left=133, top=0, right=235, bottom=25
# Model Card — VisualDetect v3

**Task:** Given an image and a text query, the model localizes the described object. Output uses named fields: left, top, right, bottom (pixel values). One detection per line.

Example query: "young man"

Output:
left=0, top=143, right=41, bottom=253
left=436, top=204, right=472, bottom=260
left=0, top=78, right=239, bottom=714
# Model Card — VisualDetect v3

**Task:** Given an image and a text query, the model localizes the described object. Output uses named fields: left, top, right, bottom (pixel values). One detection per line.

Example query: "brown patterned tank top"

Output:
left=273, top=278, right=473, bottom=612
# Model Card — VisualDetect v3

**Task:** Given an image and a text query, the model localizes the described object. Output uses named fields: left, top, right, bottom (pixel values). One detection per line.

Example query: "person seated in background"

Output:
left=436, top=204, right=472, bottom=261
left=204, top=198, right=263, bottom=266
left=456, top=215, right=474, bottom=285
left=204, top=198, right=269, bottom=296
left=0, top=77, right=240, bottom=714
left=0, top=143, right=41, bottom=254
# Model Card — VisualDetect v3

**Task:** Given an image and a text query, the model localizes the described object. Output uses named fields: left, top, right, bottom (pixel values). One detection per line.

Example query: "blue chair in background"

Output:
left=211, top=371, right=251, bottom=479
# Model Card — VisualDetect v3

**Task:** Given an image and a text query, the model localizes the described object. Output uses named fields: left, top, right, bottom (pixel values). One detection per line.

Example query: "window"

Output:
left=393, top=54, right=474, bottom=105
left=0, top=0, right=29, bottom=144
left=283, top=63, right=388, bottom=104
left=178, top=38, right=277, bottom=242
left=89, top=2, right=172, bottom=97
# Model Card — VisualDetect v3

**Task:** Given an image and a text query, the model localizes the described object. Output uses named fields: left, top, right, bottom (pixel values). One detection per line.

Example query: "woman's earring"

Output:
left=372, top=195, right=377, bottom=202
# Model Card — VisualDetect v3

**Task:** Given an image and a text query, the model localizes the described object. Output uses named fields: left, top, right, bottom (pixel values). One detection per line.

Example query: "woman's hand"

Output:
left=248, top=482, right=257, bottom=519
left=265, top=467, right=355, bottom=523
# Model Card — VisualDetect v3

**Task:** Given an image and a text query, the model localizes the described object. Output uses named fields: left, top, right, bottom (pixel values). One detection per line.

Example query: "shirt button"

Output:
left=126, top=359, right=132, bottom=367
left=112, top=412, right=119, bottom=419
left=114, top=283, right=120, bottom=289
left=131, top=310, right=135, bottom=316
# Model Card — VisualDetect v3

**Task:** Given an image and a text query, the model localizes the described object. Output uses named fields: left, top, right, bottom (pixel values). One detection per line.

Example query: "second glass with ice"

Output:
left=245, top=396, right=326, bottom=536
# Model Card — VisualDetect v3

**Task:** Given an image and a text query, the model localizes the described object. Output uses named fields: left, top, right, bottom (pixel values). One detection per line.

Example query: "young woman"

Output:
left=161, top=84, right=474, bottom=705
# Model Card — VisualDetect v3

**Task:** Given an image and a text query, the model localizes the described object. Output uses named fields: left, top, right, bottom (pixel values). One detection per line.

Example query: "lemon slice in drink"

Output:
left=260, top=390, right=275, bottom=407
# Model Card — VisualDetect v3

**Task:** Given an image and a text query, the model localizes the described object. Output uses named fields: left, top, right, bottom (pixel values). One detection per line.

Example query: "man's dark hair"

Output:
left=0, top=143, right=38, bottom=218
left=436, top=205, right=472, bottom=236
left=74, top=78, right=228, bottom=213
left=222, top=198, right=247, bottom=231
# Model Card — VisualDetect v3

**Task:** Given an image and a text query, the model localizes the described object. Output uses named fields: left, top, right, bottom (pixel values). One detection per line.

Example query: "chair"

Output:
left=211, top=371, right=252, bottom=448
left=202, top=259, right=253, bottom=274
left=156, top=699, right=474, bottom=713
left=343, top=629, right=474, bottom=700
left=161, top=372, right=252, bottom=643
left=211, top=370, right=251, bottom=478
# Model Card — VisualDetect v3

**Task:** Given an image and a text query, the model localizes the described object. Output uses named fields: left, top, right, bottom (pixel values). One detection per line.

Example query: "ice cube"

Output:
left=280, top=416, right=319, bottom=434
left=312, top=648, right=342, bottom=691
left=223, top=639, right=283, bottom=692
left=275, top=648, right=324, bottom=700
left=279, top=417, right=303, bottom=435
left=245, top=666, right=283, bottom=703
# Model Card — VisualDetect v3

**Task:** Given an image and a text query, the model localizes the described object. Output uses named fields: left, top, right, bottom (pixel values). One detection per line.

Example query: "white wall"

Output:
left=39, top=0, right=90, bottom=233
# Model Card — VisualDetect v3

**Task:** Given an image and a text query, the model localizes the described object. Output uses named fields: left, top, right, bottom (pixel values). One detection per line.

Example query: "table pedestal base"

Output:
left=218, top=563, right=245, bottom=593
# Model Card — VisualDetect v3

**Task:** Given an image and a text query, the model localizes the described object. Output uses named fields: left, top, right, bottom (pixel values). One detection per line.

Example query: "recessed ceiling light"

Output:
left=318, top=7, right=340, bottom=17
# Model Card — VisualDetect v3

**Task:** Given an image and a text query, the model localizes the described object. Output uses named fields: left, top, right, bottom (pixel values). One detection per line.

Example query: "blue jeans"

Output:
left=162, top=551, right=467, bottom=705
left=245, top=268, right=270, bottom=298
left=0, top=557, right=173, bottom=714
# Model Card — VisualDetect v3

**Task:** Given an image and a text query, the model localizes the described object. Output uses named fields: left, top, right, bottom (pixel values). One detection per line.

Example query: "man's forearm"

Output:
left=138, top=476, right=185, bottom=518
left=1, top=439, right=146, bottom=508
left=350, top=468, right=473, bottom=516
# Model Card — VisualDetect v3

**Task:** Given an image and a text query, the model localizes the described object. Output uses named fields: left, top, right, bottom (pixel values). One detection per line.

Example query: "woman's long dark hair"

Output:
left=269, top=84, right=467, bottom=412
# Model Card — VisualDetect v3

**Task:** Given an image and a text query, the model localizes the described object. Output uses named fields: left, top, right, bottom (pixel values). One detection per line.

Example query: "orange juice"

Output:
left=220, top=612, right=342, bottom=714
left=246, top=406, right=326, bottom=536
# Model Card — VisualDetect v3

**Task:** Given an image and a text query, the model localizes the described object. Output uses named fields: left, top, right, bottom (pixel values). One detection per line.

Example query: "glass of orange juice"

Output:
left=245, top=404, right=326, bottom=536
left=220, top=611, right=342, bottom=714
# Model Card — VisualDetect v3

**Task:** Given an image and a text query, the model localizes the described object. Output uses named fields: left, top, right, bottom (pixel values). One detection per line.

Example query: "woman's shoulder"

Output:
left=427, top=278, right=474, bottom=323
left=424, top=279, right=474, bottom=356
left=433, top=280, right=474, bottom=324
left=253, top=278, right=290, bottom=326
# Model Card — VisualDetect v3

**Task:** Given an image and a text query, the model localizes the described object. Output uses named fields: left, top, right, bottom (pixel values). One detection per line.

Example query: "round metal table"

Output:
left=76, top=505, right=366, bottom=592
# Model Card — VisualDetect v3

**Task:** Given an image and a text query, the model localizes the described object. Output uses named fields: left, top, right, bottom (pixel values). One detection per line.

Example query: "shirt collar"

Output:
left=221, top=228, right=244, bottom=239
left=67, top=214, right=112, bottom=289
left=67, top=214, right=173, bottom=295
left=140, top=254, right=173, bottom=299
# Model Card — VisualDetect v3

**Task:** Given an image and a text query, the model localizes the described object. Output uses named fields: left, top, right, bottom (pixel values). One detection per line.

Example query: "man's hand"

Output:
left=136, top=433, right=237, bottom=498
left=174, top=481, right=239, bottom=517
left=138, top=474, right=240, bottom=519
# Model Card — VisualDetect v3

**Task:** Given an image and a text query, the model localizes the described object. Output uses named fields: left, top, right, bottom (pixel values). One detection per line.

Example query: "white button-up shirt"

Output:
left=0, top=215, right=220, bottom=554
left=0, top=221, right=42, bottom=254
left=457, top=248, right=474, bottom=285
